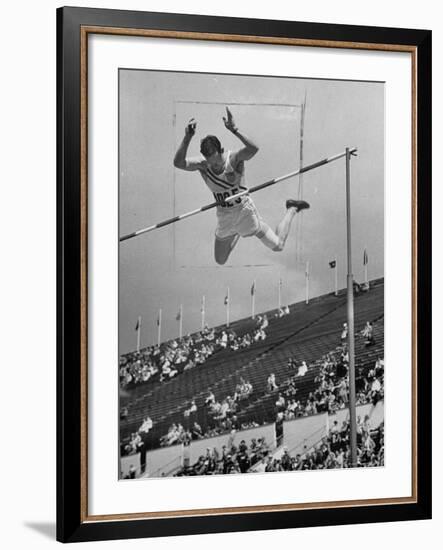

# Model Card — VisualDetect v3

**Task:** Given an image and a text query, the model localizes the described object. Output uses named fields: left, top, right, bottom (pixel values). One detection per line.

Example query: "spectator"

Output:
left=184, top=400, right=197, bottom=418
left=139, top=416, right=153, bottom=434
left=275, top=393, right=286, bottom=410
left=267, top=373, right=278, bottom=391
left=296, top=361, right=308, bottom=377
left=362, top=322, right=375, bottom=346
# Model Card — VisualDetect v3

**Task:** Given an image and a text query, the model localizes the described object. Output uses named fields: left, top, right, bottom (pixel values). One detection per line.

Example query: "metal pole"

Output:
left=226, top=287, right=230, bottom=328
left=136, top=315, right=141, bottom=352
left=157, top=309, right=162, bottom=347
left=305, top=261, right=309, bottom=304
left=201, top=295, right=205, bottom=330
left=334, top=256, right=338, bottom=296
left=345, top=148, right=357, bottom=467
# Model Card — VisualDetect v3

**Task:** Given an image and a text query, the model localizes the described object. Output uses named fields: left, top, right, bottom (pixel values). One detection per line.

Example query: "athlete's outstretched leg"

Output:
left=257, top=199, right=309, bottom=251
left=214, top=233, right=240, bottom=265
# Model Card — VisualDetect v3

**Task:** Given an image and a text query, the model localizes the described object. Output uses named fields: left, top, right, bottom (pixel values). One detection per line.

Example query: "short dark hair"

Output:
left=200, top=135, right=222, bottom=157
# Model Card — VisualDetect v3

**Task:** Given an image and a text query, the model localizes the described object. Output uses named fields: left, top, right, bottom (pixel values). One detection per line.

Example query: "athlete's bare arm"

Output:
left=223, top=107, right=259, bottom=166
left=173, top=118, right=205, bottom=171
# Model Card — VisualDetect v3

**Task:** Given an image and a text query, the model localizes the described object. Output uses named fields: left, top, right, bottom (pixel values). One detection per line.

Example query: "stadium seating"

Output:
left=120, top=278, right=384, bottom=450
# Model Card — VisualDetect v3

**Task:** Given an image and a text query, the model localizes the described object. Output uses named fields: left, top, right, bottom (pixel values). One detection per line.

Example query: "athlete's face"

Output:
left=204, top=150, right=224, bottom=171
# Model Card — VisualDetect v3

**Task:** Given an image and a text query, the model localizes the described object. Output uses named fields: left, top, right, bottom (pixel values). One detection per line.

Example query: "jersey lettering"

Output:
left=213, top=187, right=243, bottom=208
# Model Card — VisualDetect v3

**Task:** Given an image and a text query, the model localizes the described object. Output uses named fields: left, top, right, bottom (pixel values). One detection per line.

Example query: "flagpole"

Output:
left=179, top=304, right=183, bottom=339
left=305, top=260, right=310, bottom=304
left=251, top=280, right=256, bottom=319
left=226, top=287, right=230, bottom=327
left=157, top=309, right=162, bottom=347
left=136, top=315, right=141, bottom=352
left=201, top=295, right=205, bottom=330
left=364, top=248, right=368, bottom=285
left=334, top=255, right=338, bottom=296
left=345, top=148, right=357, bottom=467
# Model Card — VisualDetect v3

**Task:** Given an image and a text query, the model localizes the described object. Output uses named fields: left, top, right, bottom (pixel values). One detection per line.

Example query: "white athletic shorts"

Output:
left=215, top=197, right=263, bottom=240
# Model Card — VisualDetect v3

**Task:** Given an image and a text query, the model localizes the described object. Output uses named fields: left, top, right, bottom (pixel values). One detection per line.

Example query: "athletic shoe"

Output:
left=286, top=199, right=310, bottom=212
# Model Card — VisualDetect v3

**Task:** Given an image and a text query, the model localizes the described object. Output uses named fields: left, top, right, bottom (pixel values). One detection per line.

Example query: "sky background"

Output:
left=119, top=69, right=384, bottom=354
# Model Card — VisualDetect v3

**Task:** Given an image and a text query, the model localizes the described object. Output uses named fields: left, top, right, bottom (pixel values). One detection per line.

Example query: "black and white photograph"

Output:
left=118, top=69, right=385, bottom=480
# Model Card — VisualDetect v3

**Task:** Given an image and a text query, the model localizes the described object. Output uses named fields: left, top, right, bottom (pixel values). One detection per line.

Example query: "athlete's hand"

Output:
left=223, top=107, right=238, bottom=133
left=185, top=118, right=197, bottom=137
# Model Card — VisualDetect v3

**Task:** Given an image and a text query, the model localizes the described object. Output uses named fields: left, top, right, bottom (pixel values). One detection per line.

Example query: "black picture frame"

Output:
left=57, top=6, right=432, bottom=543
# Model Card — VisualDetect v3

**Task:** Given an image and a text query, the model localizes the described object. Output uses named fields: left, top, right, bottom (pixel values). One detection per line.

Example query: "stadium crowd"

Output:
left=272, top=322, right=383, bottom=423
left=175, top=435, right=271, bottom=476
left=158, top=377, right=256, bottom=447
left=121, top=309, right=384, bottom=472
left=264, top=419, right=384, bottom=471
left=120, top=322, right=268, bottom=389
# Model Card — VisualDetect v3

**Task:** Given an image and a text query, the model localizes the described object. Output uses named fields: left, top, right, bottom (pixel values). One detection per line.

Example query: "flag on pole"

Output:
left=200, top=295, right=206, bottom=330
left=363, top=248, right=369, bottom=287
left=135, top=315, right=141, bottom=352
left=177, top=305, right=183, bottom=338
left=305, top=260, right=310, bottom=304
left=251, top=280, right=256, bottom=319
left=156, top=309, right=162, bottom=346
left=225, top=288, right=230, bottom=327
left=330, top=258, right=338, bottom=295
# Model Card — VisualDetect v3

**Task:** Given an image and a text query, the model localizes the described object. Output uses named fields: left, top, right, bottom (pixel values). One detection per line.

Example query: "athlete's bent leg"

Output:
left=214, top=234, right=240, bottom=265
left=257, top=200, right=310, bottom=252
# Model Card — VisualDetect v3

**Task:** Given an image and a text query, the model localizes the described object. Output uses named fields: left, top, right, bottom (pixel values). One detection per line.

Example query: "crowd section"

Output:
left=175, top=416, right=383, bottom=476
left=272, top=328, right=383, bottom=424
left=120, top=320, right=269, bottom=389
left=264, top=419, right=384, bottom=471
left=158, top=376, right=257, bottom=448
left=175, top=436, right=271, bottom=476
left=155, top=319, right=383, bottom=450
left=119, top=288, right=384, bottom=474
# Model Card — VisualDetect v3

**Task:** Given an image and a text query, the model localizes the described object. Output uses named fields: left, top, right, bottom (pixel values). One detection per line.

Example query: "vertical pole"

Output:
left=201, top=295, right=205, bottom=330
left=157, top=309, right=162, bottom=347
left=226, top=287, right=230, bottom=328
left=136, top=316, right=141, bottom=352
left=345, top=148, right=357, bottom=467
left=364, top=249, right=368, bottom=285
left=278, top=275, right=282, bottom=310
left=334, top=256, right=338, bottom=296
left=305, top=261, right=310, bottom=304
left=296, top=91, right=307, bottom=264
left=252, top=280, right=256, bottom=320
left=179, top=304, right=183, bottom=339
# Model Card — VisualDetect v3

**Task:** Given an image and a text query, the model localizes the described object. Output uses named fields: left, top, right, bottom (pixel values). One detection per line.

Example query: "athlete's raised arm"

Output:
left=173, top=118, right=204, bottom=171
left=223, top=107, right=259, bottom=165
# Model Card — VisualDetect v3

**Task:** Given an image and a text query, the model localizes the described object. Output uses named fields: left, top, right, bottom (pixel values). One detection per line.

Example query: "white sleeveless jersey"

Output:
left=199, top=151, right=248, bottom=209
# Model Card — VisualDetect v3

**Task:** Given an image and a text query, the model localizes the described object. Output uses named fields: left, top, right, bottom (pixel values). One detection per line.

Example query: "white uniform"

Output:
left=199, top=151, right=264, bottom=239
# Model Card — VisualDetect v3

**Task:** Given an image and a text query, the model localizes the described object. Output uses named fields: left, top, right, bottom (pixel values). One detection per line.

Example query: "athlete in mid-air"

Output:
left=173, top=107, right=309, bottom=265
